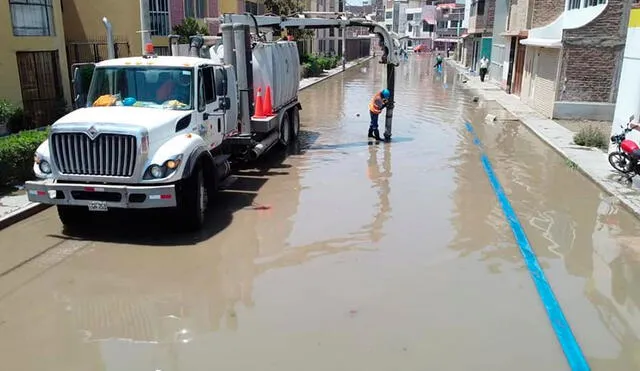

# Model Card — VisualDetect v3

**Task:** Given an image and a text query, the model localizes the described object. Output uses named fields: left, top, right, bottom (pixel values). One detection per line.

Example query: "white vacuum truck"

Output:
left=24, top=13, right=399, bottom=231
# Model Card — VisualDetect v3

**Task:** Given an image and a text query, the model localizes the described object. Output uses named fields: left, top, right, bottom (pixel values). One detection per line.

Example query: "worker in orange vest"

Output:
left=368, top=88, right=391, bottom=141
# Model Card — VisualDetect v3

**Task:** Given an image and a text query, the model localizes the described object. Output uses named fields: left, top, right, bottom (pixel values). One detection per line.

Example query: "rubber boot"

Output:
left=373, top=129, right=383, bottom=141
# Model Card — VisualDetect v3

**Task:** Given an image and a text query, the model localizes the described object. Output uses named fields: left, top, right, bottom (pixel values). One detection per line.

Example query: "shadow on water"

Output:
left=50, top=132, right=321, bottom=247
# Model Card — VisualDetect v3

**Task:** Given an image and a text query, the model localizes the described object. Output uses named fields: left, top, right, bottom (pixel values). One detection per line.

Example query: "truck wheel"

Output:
left=57, top=205, right=90, bottom=227
left=279, top=112, right=291, bottom=147
left=290, top=106, right=300, bottom=140
left=178, top=166, right=207, bottom=231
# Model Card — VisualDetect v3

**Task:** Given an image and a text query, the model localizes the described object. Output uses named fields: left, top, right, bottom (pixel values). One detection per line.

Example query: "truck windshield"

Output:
left=86, top=66, right=194, bottom=111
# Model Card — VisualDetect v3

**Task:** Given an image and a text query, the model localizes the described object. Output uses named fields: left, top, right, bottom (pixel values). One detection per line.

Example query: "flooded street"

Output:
left=2, top=56, right=640, bottom=370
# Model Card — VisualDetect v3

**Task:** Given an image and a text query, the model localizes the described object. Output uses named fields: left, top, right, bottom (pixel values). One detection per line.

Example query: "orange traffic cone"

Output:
left=264, top=85, right=273, bottom=115
left=254, top=87, right=265, bottom=118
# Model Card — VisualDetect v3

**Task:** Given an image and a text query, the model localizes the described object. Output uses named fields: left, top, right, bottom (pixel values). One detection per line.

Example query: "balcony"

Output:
left=436, top=28, right=462, bottom=38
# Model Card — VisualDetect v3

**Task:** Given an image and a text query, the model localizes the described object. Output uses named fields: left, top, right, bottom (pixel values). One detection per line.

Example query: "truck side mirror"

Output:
left=71, top=63, right=95, bottom=109
left=630, top=114, right=635, bottom=122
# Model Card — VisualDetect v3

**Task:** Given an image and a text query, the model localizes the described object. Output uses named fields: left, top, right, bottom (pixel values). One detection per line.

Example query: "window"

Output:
left=471, top=0, right=485, bottom=16
left=184, top=0, right=206, bottom=18
left=450, top=20, right=460, bottom=28
left=422, top=22, right=433, bottom=32
left=149, top=0, right=170, bottom=36
left=407, top=13, right=414, bottom=21
left=437, top=21, right=447, bottom=29
left=585, top=0, right=606, bottom=6
left=408, top=24, right=413, bottom=32
left=245, top=0, right=258, bottom=15
left=567, top=0, right=581, bottom=9
left=385, top=10, right=392, bottom=19
left=86, top=67, right=194, bottom=110
left=201, top=66, right=215, bottom=104
left=568, top=0, right=605, bottom=9
left=10, top=0, right=55, bottom=36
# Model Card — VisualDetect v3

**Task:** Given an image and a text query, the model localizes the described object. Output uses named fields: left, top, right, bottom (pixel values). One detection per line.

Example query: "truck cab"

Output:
left=27, top=54, right=241, bottom=231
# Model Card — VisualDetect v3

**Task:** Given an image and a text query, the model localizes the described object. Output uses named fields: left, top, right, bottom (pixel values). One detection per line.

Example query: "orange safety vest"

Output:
left=368, top=92, right=385, bottom=114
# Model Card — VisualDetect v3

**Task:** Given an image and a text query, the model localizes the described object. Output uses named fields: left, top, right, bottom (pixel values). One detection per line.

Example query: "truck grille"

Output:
left=51, top=133, right=137, bottom=177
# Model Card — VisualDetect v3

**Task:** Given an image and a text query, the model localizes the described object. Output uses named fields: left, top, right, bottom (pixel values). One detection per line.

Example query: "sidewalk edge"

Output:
left=446, top=59, right=640, bottom=220
left=299, top=56, right=373, bottom=91
left=0, top=203, right=51, bottom=231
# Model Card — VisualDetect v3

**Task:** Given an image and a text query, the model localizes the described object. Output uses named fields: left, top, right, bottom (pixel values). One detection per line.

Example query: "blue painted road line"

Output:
left=464, top=122, right=590, bottom=371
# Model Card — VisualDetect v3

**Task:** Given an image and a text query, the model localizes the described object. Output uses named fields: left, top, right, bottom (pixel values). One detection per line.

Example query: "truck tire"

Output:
left=278, top=112, right=291, bottom=147
left=290, top=106, right=300, bottom=140
left=57, top=205, right=90, bottom=227
left=178, top=165, right=207, bottom=231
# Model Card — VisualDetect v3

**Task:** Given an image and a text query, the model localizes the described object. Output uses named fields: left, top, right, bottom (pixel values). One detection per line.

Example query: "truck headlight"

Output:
left=149, top=165, right=164, bottom=178
left=39, top=160, right=52, bottom=174
left=34, top=154, right=52, bottom=174
left=144, top=155, right=183, bottom=180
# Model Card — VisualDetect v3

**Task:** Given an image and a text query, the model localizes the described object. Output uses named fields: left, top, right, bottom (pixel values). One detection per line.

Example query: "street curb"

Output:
left=0, top=55, right=375, bottom=231
left=446, top=59, right=640, bottom=220
left=0, top=203, right=51, bottom=231
left=298, top=56, right=373, bottom=91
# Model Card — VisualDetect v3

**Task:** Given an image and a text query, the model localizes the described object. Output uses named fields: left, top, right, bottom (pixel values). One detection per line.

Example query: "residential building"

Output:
left=434, top=1, right=465, bottom=53
left=487, top=0, right=508, bottom=85
left=494, top=0, right=531, bottom=95
left=519, top=0, right=633, bottom=120
left=0, top=0, right=71, bottom=130
left=461, top=0, right=495, bottom=70
left=404, top=6, right=435, bottom=49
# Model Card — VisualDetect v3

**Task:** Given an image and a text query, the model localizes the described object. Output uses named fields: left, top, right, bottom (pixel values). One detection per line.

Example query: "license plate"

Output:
left=88, top=201, right=108, bottom=212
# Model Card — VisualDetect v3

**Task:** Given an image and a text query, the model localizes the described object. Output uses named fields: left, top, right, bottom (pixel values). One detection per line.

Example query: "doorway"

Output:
left=512, top=39, right=526, bottom=96
left=16, top=51, right=65, bottom=129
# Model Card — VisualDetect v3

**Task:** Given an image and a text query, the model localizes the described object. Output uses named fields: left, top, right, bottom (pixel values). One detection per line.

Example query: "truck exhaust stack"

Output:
left=102, top=17, right=115, bottom=59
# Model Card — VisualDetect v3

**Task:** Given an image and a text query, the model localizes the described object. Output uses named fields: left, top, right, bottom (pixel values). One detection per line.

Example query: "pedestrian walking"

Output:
left=479, top=56, right=489, bottom=82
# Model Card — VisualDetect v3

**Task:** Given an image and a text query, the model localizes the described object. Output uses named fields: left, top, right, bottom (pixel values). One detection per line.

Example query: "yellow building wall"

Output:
left=219, top=0, right=240, bottom=14
left=0, top=0, right=71, bottom=107
left=61, top=0, right=168, bottom=58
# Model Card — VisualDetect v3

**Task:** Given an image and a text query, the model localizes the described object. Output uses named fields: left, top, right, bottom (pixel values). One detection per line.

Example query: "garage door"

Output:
left=532, top=48, right=559, bottom=118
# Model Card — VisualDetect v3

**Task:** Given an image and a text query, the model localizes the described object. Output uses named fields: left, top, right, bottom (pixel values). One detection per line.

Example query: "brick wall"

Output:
left=557, top=0, right=633, bottom=102
left=485, top=0, right=495, bottom=31
left=208, top=0, right=219, bottom=34
left=530, top=0, right=563, bottom=28
left=170, top=0, right=184, bottom=27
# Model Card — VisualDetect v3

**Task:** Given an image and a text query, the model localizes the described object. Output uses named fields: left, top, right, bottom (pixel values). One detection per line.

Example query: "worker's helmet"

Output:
left=381, top=89, right=391, bottom=99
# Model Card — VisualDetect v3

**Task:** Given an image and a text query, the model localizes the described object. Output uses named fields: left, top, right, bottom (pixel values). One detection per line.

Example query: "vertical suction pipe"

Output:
left=139, top=0, right=151, bottom=54
left=383, top=63, right=395, bottom=141
left=221, top=23, right=236, bottom=66
left=233, top=23, right=254, bottom=135
left=102, top=17, right=115, bottom=59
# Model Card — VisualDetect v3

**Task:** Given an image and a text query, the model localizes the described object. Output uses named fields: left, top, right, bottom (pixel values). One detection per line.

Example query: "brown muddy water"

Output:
left=0, top=56, right=639, bottom=371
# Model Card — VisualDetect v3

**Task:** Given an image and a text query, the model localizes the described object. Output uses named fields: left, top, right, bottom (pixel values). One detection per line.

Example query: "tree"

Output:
left=263, top=0, right=314, bottom=40
left=172, top=17, right=209, bottom=44
left=263, top=0, right=304, bottom=17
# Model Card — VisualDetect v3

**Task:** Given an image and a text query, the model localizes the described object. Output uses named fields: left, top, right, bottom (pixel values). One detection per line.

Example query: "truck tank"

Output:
left=213, top=41, right=300, bottom=112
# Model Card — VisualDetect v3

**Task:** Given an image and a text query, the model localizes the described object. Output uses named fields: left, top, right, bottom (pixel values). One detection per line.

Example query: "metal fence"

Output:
left=66, top=38, right=131, bottom=66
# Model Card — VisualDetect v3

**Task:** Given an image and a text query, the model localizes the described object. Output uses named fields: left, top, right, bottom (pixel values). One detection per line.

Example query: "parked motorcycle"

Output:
left=608, top=115, right=639, bottom=180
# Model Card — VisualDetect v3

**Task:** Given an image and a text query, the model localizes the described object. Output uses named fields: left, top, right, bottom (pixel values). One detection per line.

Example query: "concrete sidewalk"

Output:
left=0, top=55, right=374, bottom=230
left=446, top=58, right=640, bottom=218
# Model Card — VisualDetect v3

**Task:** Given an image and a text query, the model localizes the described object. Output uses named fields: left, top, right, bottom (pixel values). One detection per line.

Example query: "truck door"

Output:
left=197, top=65, right=224, bottom=149
left=214, top=66, right=238, bottom=137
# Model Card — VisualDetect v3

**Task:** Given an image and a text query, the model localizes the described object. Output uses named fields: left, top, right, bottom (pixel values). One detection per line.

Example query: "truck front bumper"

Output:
left=25, top=180, right=177, bottom=209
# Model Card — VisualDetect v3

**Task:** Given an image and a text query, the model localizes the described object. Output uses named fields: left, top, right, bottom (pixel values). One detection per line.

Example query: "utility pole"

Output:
left=139, top=0, right=152, bottom=54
